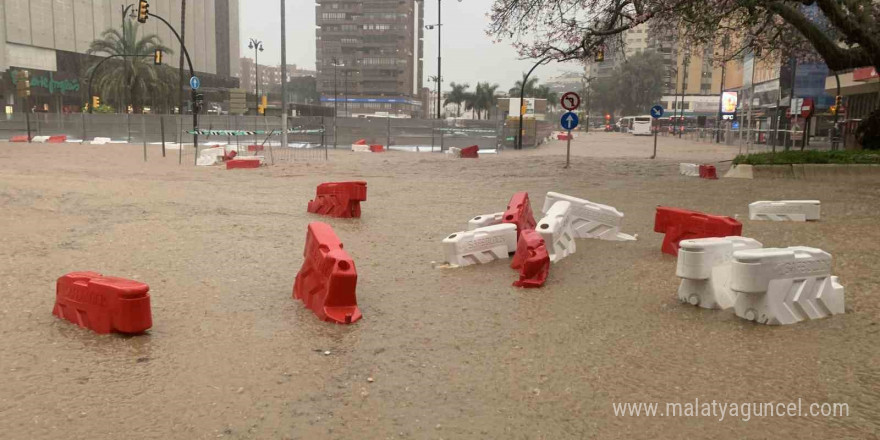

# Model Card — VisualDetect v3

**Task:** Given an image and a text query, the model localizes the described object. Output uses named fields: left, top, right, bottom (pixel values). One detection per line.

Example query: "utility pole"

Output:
left=436, top=0, right=441, bottom=119
left=178, top=0, right=186, bottom=114
left=679, top=50, right=690, bottom=138
left=281, top=0, right=288, bottom=150
left=746, top=48, right=757, bottom=154
left=715, top=35, right=729, bottom=143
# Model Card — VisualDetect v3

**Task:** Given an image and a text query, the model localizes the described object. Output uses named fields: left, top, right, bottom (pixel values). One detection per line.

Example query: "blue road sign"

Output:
left=561, top=112, right=579, bottom=130
left=651, top=105, right=664, bottom=119
left=732, top=121, right=740, bottom=130
left=190, top=76, right=201, bottom=90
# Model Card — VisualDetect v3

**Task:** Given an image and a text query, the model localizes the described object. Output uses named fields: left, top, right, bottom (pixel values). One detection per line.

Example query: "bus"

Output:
left=617, top=116, right=634, bottom=133
left=632, top=116, right=652, bottom=135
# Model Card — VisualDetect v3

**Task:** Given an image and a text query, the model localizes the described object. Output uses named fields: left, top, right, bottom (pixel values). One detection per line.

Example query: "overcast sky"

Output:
left=239, top=0, right=581, bottom=91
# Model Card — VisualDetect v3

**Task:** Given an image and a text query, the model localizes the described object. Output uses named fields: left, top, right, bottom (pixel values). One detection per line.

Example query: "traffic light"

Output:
left=261, top=95, right=268, bottom=108
left=154, top=50, right=163, bottom=65
left=521, top=104, right=527, bottom=115
left=15, top=70, right=31, bottom=97
left=605, top=113, right=611, bottom=120
left=92, top=96, right=100, bottom=109
left=594, top=46, right=605, bottom=62
left=835, top=95, right=842, bottom=107
left=137, top=0, right=149, bottom=23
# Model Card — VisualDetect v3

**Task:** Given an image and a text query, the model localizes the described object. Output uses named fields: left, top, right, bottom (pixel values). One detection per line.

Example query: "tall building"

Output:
left=1, top=0, right=240, bottom=113
left=315, top=0, right=424, bottom=117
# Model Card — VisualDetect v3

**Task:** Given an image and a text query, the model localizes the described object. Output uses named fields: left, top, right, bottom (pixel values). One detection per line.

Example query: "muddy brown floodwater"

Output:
left=0, top=133, right=878, bottom=439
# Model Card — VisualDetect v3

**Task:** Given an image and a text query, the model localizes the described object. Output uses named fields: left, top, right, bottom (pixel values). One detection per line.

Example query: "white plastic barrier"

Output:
left=196, top=147, right=226, bottom=166
left=731, top=247, right=845, bottom=325
left=536, top=201, right=576, bottom=263
left=467, top=212, right=503, bottom=230
left=351, top=144, right=370, bottom=152
left=445, top=147, right=462, bottom=158
left=749, top=200, right=820, bottom=222
left=442, top=223, right=517, bottom=267
left=542, top=192, right=636, bottom=241
left=676, top=236, right=763, bottom=309
left=91, top=137, right=112, bottom=145
left=31, top=136, right=50, bottom=143
left=679, top=163, right=699, bottom=177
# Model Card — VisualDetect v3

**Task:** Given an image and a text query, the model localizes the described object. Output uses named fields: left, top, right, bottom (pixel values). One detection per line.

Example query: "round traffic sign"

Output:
left=560, top=112, right=579, bottom=130
left=650, top=105, right=664, bottom=119
left=190, top=76, right=201, bottom=90
left=561, top=92, right=581, bottom=111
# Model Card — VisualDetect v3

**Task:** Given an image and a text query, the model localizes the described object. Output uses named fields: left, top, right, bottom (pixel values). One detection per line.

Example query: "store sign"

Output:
left=853, top=67, right=878, bottom=81
left=9, top=69, right=80, bottom=95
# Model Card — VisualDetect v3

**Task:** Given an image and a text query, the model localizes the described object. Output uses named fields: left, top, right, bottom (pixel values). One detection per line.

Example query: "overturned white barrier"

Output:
left=679, top=163, right=699, bottom=177
left=749, top=200, right=821, bottom=222
left=91, top=137, right=112, bottom=145
left=537, top=201, right=576, bottom=263
left=31, top=136, right=50, bottom=143
left=351, top=144, right=370, bottom=152
left=731, top=247, right=845, bottom=325
left=542, top=192, right=636, bottom=241
left=468, top=212, right=503, bottom=230
left=446, top=147, right=462, bottom=158
left=677, top=236, right=763, bottom=309
left=442, top=223, right=517, bottom=267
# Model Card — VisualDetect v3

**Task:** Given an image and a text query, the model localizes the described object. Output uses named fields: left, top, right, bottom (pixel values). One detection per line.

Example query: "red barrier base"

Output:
left=699, top=164, right=718, bottom=179
left=557, top=133, right=571, bottom=140
left=354, top=139, right=367, bottom=145
left=10, top=135, right=30, bottom=142
left=226, top=158, right=261, bottom=169
left=510, top=229, right=550, bottom=288
left=247, top=144, right=264, bottom=152
left=369, top=145, right=385, bottom=153
left=47, top=135, right=67, bottom=143
left=460, top=145, right=479, bottom=158
left=654, top=207, right=742, bottom=256
left=53, top=272, right=152, bottom=334
left=307, top=181, right=367, bottom=218
left=222, top=150, right=238, bottom=161
left=293, top=222, right=362, bottom=324
left=502, top=191, right=537, bottom=239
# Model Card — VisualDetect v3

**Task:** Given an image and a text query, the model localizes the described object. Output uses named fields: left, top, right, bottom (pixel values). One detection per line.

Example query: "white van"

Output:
left=632, top=116, right=653, bottom=136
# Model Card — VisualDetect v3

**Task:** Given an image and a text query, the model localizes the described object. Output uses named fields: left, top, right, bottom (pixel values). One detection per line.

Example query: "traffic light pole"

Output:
left=517, top=56, right=550, bottom=150
left=147, top=12, right=199, bottom=159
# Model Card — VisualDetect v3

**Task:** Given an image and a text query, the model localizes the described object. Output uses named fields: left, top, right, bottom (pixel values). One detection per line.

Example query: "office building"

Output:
left=315, top=0, right=423, bottom=117
left=1, top=0, right=240, bottom=113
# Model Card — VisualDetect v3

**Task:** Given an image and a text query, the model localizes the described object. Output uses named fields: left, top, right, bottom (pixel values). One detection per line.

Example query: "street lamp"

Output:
left=248, top=38, right=264, bottom=115
left=428, top=75, right=441, bottom=117
left=331, top=58, right=344, bottom=117
left=424, top=0, right=461, bottom=119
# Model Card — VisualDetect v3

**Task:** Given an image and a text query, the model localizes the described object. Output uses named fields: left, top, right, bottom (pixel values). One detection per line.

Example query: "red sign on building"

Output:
left=853, top=67, right=879, bottom=81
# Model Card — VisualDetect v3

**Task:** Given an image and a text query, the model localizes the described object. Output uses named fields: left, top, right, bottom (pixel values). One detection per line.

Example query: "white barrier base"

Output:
left=749, top=200, right=820, bottom=222
left=468, top=212, right=504, bottom=230
left=446, top=147, right=462, bottom=158
left=542, top=192, right=636, bottom=241
left=537, top=200, right=576, bottom=263
left=352, top=144, right=370, bottom=152
left=731, top=247, right=844, bottom=325
left=442, top=223, right=517, bottom=267
left=676, top=236, right=763, bottom=309
left=679, top=163, right=699, bottom=177
left=32, top=136, right=50, bottom=143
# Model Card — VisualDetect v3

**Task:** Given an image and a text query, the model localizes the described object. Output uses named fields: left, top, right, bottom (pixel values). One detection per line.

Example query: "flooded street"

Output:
left=1, top=133, right=878, bottom=439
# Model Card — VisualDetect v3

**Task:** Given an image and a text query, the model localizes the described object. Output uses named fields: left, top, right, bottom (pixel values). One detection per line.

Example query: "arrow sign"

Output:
left=651, top=105, right=664, bottom=119
left=190, top=76, right=201, bottom=90
left=560, top=111, right=579, bottom=130
left=561, top=92, right=581, bottom=111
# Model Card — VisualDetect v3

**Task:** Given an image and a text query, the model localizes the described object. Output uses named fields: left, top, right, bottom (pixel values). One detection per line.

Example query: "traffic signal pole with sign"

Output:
left=141, top=4, right=201, bottom=161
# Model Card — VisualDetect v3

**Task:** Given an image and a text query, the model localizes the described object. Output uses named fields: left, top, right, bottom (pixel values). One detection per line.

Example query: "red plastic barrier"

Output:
left=699, top=165, right=718, bottom=180
left=502, top=191, right=537, bottom=239
left=293, top=222, right=362, bottom=324
left=53, top=272, right=152, bottom=334
left=222, top=150, right=238, bottom=161
left=460, top=145, right=479, bottom=158
left=654, top=207, right=742, bottom=256
left=307, top=181, right=367, bottom=218
left=10, top=135, right=29, bottom=142
left=247, top=144, right=264, bottom=152
left=510, top=229, right=550, bottom=288
left=47, top=135, right=67, bottom=143
left=226, top=158, right=260, bottom=169
left=369, top=145, right=385, bottom=153
left=354, top=139, right=367, bottom=145
left=557, top=133, right=571, bottom=141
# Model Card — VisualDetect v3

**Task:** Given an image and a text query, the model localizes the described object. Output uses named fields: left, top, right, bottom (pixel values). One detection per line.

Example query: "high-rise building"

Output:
left=239, top=58, right=316, bottom=96
left=315, top=0, right=424, bottom=117
left=0, top=0, right=240, bottom=113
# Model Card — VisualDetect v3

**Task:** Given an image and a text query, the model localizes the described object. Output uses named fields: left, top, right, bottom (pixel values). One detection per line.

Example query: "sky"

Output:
left=239, top=0, right=582, bottom=92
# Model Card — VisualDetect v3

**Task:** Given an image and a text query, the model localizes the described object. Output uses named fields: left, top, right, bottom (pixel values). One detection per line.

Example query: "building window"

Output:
left=322, top=12, right=345, bottom=20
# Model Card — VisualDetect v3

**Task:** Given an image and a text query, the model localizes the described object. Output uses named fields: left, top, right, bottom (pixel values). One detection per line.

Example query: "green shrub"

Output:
left=733, top=150, right=880, bottom=165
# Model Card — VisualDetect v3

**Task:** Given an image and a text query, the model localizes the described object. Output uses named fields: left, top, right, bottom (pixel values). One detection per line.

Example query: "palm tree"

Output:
left=86, top=23, right=174, bottom=113
left=462, top=83, right=500, bottom=120
left=444, top=82, right=470, bottom=117
left=535, top=85, right=559, bottom=113
left=509, top=75, right=539, bottom=97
